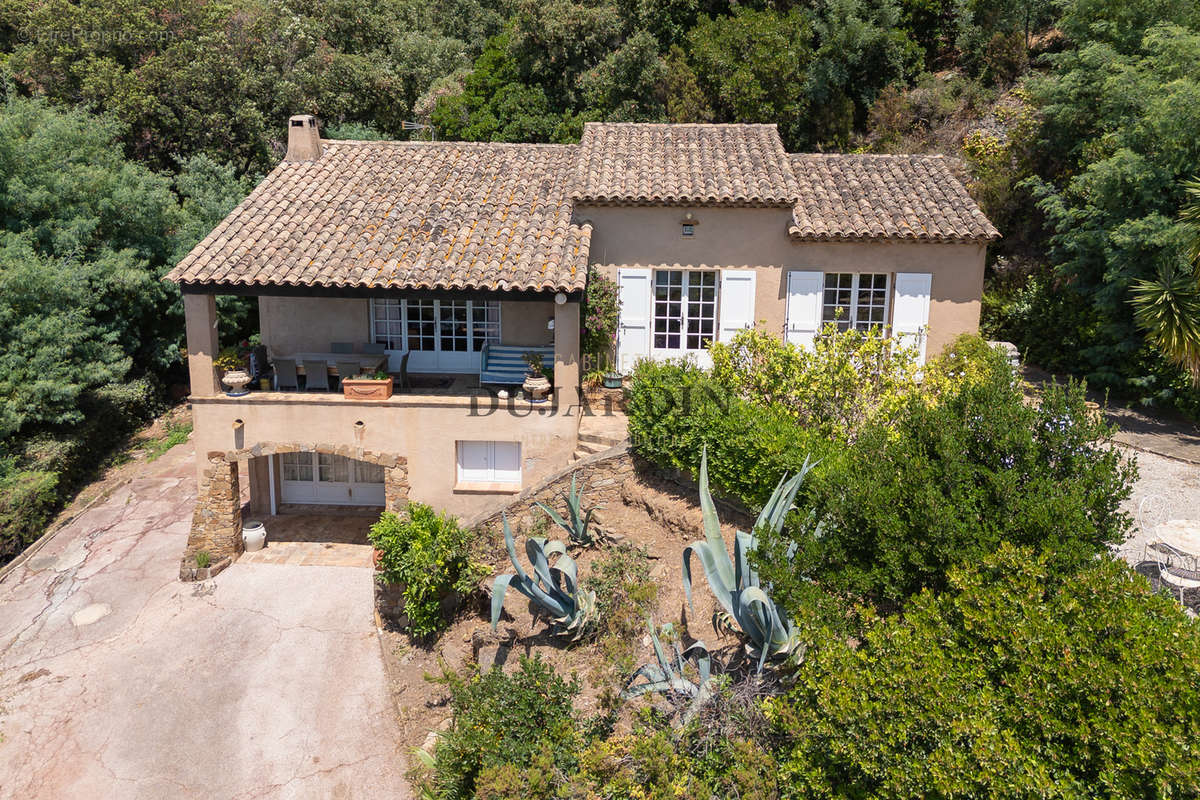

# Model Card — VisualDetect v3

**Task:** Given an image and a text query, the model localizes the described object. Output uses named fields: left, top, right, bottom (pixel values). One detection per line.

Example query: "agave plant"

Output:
left=682, top=446, right=815, bottom=672
left=491, top=513, right=598, bottom=640
left=622, top=619, right=715, bottom=725
left=534, top=473, right=605, bottom=547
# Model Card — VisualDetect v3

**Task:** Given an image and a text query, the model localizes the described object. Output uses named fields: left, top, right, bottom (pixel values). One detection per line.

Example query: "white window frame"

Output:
left=652, top=269, right=718, bottom=354
left=456, top=441, right=522, bottom=486
left=370, top=298, right=501, bottom=355
left=821, top=273, right=890, bottom=332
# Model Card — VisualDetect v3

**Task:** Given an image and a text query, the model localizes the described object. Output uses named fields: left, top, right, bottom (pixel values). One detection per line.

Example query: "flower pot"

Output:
left=222, top=369, right=252, bottom=396
left=602, top=372, right=623, bottom=389
left=342, top=376, right=394, bottom=401
left=242, top=520, right=267, bottom=552
left=523, top=373, right=552, bottom=403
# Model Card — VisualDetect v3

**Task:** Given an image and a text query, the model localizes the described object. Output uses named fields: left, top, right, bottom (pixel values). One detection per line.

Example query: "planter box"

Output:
left=342, top=376, right=393, bottom=401
left=179, top=555, right=232, bottom=582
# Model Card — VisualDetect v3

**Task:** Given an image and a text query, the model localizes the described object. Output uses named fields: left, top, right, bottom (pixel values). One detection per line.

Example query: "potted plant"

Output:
left=522, top=351, right=552, bottom=403
left=215, top=347, right=251, bottom=396
left=342, top=369, right=394, bottom=400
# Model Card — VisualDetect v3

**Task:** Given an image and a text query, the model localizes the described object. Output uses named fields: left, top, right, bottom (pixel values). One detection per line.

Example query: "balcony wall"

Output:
left=190, top=391, right=579, bottom=517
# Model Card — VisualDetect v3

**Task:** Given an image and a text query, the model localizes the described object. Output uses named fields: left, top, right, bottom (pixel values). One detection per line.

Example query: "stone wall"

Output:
left=181, top=456, right=242, bottom=580
left=462, top=444, right=635, bottom=533
left=385, top=463, right=410, bottom=513
left=461, top=443, right=755, bottom=538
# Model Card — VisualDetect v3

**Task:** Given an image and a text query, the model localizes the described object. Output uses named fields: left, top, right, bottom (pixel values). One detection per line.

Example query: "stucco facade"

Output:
left=582, top=205, right=987, bottom=360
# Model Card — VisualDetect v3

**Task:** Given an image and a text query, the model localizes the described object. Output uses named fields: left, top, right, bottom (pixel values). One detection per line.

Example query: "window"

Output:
left=681, top=223, right=695, bottom=237
left=406, top=299, right=437, bottom=351
left=280, top=452, right=313, bottom=482
left=653, top=270, right=717, bottom=351
left=372, top=298, right=405, bottom=350
left=318, top=453, right=350, bottom=483
left=456, top=441, right=521, bottom=486
left=472, top=302, right=500, bottom=351
left=354, top=460, right=385, bottom=484
left=822, top=273, right=889, bottom=331
left=371, top=298, right=500, bottom=352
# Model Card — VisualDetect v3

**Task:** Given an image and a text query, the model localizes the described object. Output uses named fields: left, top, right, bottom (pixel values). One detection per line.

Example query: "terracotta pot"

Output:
left=342, top=376, right=394, bottom=401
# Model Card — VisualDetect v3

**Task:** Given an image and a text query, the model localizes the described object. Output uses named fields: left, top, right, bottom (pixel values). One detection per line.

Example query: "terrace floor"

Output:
left=237, top=510, right=377, bottom=568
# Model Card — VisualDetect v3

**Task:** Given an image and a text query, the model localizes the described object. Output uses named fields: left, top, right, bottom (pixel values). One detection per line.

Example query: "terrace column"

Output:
left=183, top=292, right=221, bottom=397
left=554, top=299, right=581, bottom=411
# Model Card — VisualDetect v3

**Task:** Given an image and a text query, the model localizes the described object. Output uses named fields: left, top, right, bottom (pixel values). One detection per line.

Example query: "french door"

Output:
left=651, top=269, right=718, bottom=367
left=279, top=452, right=385, bottom=506
left=371, top=298, right=500, bottom=373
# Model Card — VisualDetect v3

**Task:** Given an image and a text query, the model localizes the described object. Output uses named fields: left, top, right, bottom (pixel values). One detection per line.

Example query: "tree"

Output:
left=686, top=7, right=813, bottom=149
left=759, top=337, right=1135, bottom=606
left=1019, top=18, right=1200, bottom=397
left=580, top=29, right=668, bottom=121
left=768, top=545, right=1200, bottom=798
left=1131, top=177, right=1200, bottom=383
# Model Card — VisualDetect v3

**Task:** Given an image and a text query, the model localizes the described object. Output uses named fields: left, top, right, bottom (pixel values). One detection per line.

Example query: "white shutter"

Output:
left=718, top=270, right=757, bottom=342
left=457, top=441, right=491, bottom=483
left=892, top=272, right=932, bottom=364
left=492, top=442, right=521, bottom=484
left=785, top=271, right=823, bottom=350
left=616, top=268, right=652, bottom=373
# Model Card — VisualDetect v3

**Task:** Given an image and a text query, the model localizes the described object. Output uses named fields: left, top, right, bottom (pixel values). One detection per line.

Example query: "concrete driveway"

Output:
left=0, top=441, right=411, bottom=799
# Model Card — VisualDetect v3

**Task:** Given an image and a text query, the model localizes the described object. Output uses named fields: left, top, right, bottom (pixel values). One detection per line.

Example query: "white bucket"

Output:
left=242, top=520, right=267, bottom=552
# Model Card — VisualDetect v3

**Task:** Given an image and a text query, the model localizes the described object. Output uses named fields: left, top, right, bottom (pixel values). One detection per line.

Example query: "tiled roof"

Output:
left=788, top=154, right=999, bottom=243
left=167, top=140, right=591, bottom=292
left=169, top=129, right=1000, bottom=293
left=571, top=123, right=798, bottom=207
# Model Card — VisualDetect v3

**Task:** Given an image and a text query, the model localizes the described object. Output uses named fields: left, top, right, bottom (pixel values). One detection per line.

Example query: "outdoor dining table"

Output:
left=290, top=352, right=389, bottom=376
left=1151, top=519, right=1200, bottom=570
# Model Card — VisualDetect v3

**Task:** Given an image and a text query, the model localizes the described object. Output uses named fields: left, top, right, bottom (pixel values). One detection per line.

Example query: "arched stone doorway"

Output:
left=181, top=443, right=408, bottom=581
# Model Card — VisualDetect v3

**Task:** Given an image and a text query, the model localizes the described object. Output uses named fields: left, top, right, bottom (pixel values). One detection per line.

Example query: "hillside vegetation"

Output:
left=1, top=0, right=1199, bottom=558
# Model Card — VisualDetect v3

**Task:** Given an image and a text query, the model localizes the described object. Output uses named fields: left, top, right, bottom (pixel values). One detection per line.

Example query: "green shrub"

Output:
left=761, top=341, right=1136, bottom=605
left=422, top=655, right=588, bottom=800
left=0, top=467, right=60, bottom=561
left=583, top=544, right=659, bottom=678
left=581, top=267, right=620, bottom=370
left=709, top=326, right=919, bottom=440
left=625, top=358, right=833, bottom=512
left=571, top=708, right=783, bottom=799
left=766, top=545, right=1200, bottom=798
left=369, top=504, right=489, bottom=637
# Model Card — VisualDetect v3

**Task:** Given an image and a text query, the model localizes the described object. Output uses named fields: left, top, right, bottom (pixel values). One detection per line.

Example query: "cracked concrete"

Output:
left=0, top=440, right=412, bottom=799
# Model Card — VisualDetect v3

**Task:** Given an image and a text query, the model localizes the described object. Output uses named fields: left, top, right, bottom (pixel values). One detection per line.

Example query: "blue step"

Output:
left=480, top=345, right=554, bottom=384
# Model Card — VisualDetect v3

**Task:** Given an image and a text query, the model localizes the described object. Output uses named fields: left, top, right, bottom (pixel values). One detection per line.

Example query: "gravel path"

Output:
left=1116, top=446, right=1200, bottom=567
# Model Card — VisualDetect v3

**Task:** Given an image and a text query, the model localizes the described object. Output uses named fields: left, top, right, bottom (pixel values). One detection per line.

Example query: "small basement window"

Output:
left=456, top=441, right=521, bottom=490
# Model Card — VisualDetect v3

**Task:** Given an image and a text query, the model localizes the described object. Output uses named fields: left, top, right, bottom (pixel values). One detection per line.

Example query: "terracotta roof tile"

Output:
left=572, top=122, right=798, bottom=207
left=167, top=141, right=590, bottom=292
left=168, top=130, right=999, bottom=293
left=788, top=154, right=999, bottom=243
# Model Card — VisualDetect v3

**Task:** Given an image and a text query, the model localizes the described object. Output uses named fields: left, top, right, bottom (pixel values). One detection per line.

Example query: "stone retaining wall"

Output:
left=462, top=444, right=752, bottom=536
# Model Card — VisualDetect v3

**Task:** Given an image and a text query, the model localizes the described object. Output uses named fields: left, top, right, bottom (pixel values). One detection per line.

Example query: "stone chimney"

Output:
left=285, top=114, right=322, bottom=162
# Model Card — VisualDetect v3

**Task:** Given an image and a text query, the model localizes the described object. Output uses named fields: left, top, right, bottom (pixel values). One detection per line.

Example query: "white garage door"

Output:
left=279, top=452, right=386, bottom=506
